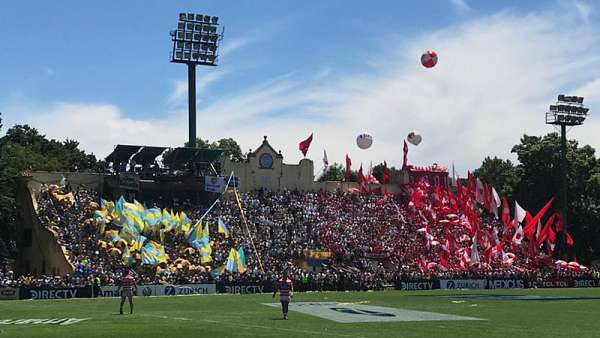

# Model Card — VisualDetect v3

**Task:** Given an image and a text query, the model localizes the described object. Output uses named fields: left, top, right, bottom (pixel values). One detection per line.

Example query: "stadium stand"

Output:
left=3, top=180, right=598, bottom=291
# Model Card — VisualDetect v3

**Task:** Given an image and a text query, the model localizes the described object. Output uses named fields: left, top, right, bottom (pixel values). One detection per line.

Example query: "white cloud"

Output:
left=3, top=4, right=600, bottom=178
left=449, top=0, right=471, bottom=12
left=574, top=0, right=592, bottom=23
left=167, top=69, right=229, bottom=107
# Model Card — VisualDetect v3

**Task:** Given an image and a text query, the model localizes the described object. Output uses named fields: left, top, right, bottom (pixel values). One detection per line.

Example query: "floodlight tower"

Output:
left=170, top=13, right=223, bottom=148
left=545, top=94, right=589, bottom=252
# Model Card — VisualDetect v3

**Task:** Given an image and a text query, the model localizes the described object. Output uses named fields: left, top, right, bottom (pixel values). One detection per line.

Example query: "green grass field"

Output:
left=1, top=288, right=599, bottom=337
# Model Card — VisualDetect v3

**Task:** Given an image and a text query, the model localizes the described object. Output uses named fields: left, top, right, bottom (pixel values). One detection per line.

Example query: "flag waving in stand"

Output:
left=298, top=133, right=313, bottom=157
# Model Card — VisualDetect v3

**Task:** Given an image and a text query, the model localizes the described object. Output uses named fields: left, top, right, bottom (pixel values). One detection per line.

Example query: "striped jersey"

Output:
left=278, top=278, right=293, bottom=298
left=120, top=274, right=136, bottom=291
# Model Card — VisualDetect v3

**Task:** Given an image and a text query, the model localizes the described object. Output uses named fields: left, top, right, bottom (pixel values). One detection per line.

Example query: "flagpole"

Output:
left=232, top=182, right=265, bottom=273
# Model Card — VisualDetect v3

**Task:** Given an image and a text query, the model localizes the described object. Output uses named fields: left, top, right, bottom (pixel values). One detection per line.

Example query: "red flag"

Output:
left=523, top=197, right=555, bottom=239
left=298, top=133, right=313, bottom=157
left=382, top=161, right=390, bottom=184
left=564, top=229, right=574, bottom=246
left=502, top=197, right=511, bottom=228
left=536, top=213, right=557, bottom=246
left=358, top=164, right=365, bottom=183
left=555, top=212, right=564, bottom=232
left=467, top=171, right=476, bottom=196
left=344, top=154, right=352, bottom=181
left=402, top=141, right=408, bottom=169
left=440, top=252, right=449, bottom=270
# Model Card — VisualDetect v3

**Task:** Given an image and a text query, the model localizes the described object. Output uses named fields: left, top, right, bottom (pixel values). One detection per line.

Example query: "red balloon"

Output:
left=421, top=50, right=438, bottom=68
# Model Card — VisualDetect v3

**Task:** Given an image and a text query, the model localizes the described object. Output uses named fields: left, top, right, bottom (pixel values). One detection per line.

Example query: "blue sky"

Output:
left=1, top=0, right=599, bottom=175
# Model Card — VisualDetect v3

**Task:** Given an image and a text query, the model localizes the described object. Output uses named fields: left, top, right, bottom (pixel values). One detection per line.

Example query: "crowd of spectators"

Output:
left=2, top=183, right=598, bottom=290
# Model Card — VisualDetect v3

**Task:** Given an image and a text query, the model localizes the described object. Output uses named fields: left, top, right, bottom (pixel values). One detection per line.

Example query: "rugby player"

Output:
left=272, top=272, right=294, bottom=320
left=118, top=269, right=138, bottom=315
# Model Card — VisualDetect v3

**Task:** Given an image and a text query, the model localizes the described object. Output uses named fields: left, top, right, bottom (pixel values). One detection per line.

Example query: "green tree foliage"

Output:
left=0, top=125, right=98, bottom=258
left=473, top=156, right=521, bottom=197
left=318, top=163, right=345, bottom=182
left=188, top=137, right=245, bottom=162
left=474, top=133, right=600, bottom=262
left=372, top=163, right=402, bottom=183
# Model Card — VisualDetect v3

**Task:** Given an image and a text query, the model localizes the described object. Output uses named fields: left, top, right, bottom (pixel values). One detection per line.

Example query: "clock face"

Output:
left=259, top=153, right=273, bottom=169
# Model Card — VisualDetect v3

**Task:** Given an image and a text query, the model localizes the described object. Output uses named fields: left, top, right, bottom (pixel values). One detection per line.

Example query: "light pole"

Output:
left=545, top=94, right=589, bottom=256
left=170, top=12, right=223, bottom=148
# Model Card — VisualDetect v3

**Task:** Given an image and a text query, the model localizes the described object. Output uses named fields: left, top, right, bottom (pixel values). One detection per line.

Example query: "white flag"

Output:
left=323, top=149, right=329, bottom=168
left=451, top=162, right=457, bottom=187
left=470, top=235, right=480, bottom=266
left=475, top=178, right=485, bottom=204
left=512, top=223, right=524, bottom=245
left=514, top=200, right=527, bottom=223
left=491, top=187, right=501, bottom=218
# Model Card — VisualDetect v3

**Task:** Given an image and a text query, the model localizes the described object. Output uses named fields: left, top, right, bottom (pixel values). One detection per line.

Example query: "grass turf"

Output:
left=0, top=288, right=599, bottom=337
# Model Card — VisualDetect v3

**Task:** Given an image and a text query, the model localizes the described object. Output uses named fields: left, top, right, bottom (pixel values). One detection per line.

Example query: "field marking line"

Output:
left=138, top=314, right=191, bottom=321
left=139, top=314, right=362, bottom=338
left=198, top=318, right=365, bottom=338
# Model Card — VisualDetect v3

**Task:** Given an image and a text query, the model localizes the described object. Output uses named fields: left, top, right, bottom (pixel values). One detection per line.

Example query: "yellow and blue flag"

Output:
left=141, top=241, right=168, bottom=266
left=144, top=208, right=162, bottom=234
left=179, top=211, right=191, bottom=234
left=218, top=217, right=230, bottom=238
left=225, top=247, right=246, bottom=273
left=105, top=230, right=121, bottom=243
left=161, top=209, right=175, bottom=232
left=130, top=235, right=147, bottom=252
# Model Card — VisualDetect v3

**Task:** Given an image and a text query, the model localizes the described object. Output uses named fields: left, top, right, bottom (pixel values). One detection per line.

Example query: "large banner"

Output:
left=439, top=279, right=487, bottom=290
left=205, top=176, right=226, bottom=193
left=99, top=284, right=216, bottom=297
left=19, top=287, right=91, bottom=300
left=217, top=281, right=274, bottom=294
left=0, top=287, right=19, bottom=300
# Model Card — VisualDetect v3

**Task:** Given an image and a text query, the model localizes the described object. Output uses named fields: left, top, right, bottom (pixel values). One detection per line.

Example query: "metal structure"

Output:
left=170, top=12, right=223, bottom=147
left=545, top=94, right=589, bottom=253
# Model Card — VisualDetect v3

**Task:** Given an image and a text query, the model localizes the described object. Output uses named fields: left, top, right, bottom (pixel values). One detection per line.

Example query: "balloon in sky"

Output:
left=407, top=131, right=422, bottom=146
left=356, top=133, right=373, bottom=150
left=421, top=50, right=438, bottom=68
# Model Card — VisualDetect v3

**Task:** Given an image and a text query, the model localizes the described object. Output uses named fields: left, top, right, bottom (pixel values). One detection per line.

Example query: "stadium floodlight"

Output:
left=170, top=12, right=224, bottom=148
left=545, top=94, right=590, bottom=257
left=546, top=95, right=588, bottom=126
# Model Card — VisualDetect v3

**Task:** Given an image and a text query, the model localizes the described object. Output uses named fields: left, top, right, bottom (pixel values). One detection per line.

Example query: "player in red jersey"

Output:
left=118, top=269, right=138, bottom=315
left=272, top=272, right=294, bottom=320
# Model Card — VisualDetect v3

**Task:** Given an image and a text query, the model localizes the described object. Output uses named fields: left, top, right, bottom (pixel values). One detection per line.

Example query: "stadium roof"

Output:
left=106, top=145, right=222, bottom=167
left=131, top=146, right=167, bottom=165
left=105, top=145, right=142, bottom=164
left=162, top=147, right=223, bottom=167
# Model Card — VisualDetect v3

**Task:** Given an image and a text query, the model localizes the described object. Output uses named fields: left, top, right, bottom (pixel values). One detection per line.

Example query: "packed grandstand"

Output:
left=1, top=175, right=596, bottom=293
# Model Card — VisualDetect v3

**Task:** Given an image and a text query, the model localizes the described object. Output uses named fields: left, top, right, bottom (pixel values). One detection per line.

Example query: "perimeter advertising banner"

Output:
left=0, top=287, right=19, bottom=300
left=439, top=279, right=487, bottom=290
left=19, top=287, right=92, bottom=300
left=99, top=284, right=216, bottom=297
left=397, top=280, right=440, bottom=290
left=217, top=281, right=274, bottom=294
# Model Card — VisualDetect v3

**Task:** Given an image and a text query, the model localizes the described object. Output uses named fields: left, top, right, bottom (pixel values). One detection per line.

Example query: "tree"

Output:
left=473, top=156, right=521, bottom=197
left=187, top=137, right=245, bottom=162
left=0, top=124, right=98, bottom=258
left=372, top=162, right=402, bottom=184
left=318, top=163, right=345, bottom=182
left=214, top=138, right=245, bottom=162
